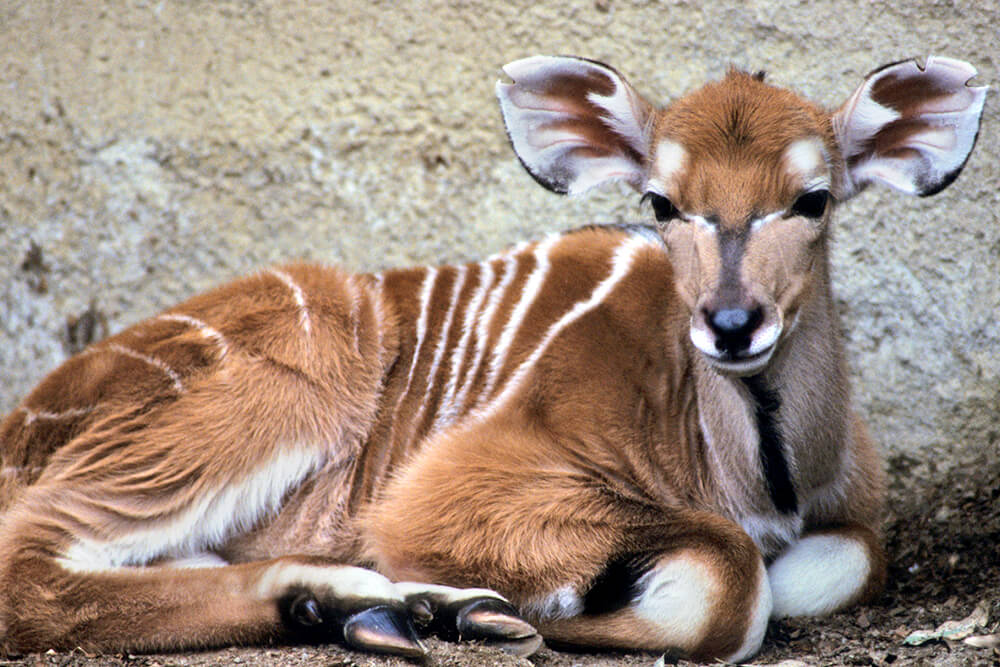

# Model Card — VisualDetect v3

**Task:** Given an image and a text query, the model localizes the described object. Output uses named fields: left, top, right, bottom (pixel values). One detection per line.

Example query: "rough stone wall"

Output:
left=1, top=1, right=997, bottom=459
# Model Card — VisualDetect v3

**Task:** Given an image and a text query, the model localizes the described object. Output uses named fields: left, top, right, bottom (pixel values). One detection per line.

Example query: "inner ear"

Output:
left=833, top=56, right=987, bottom=198
left=496, top=56, right=654, bottom=195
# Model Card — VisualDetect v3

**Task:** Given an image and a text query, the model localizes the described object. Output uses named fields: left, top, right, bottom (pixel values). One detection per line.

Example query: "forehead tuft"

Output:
left=658, top=70, right=831, bottom=162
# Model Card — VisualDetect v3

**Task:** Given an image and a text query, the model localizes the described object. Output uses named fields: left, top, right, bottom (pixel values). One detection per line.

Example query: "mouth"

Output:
left=689, top=318, right=781, bottom=376
left=700, top=344, right=776, bottom=376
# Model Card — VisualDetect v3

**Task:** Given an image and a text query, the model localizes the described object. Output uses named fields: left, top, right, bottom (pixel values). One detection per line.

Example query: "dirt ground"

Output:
left=2, top=447, right=996, bottom=667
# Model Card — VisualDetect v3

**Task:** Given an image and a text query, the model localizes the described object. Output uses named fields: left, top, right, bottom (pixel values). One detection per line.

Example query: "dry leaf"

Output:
left=964, top=633, right=1000, bottom=649
left=903, top=601, right=990, bottom=646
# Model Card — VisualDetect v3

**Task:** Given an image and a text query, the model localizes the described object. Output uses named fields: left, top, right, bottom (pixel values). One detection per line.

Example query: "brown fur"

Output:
left=1, top=55, right=985, bottom=660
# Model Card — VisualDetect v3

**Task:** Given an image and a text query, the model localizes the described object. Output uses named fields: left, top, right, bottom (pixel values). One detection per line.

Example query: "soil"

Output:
left=2, top=449, right=997, bottom=667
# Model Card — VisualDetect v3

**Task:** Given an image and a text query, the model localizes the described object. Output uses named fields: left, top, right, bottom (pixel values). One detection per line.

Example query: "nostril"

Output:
left=706, top=306, right=764, bottom=355
left=708, top=307, right=762, bottom=336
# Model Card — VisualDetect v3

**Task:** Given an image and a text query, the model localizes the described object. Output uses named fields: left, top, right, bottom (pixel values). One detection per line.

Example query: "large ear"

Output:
left=496, top=56, right=654, bottom=195
left=833, top=56, right=987, bottom=198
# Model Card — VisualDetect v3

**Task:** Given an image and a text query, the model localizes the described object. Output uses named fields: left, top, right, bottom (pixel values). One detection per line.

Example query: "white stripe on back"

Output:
left=453, top=251, right=520, bottom=415
left=476, top=235, right=649, bottom=418
left=482, top=235, right=559, bottom=402
left=157, top=313, right=230, bottom=359
left=106, top=343, right=185, bottom=393
left=414, top=265, right=467, bottom=431
left=268, top=269, right=312, bottom=336
left=435, top=260, right=495, bottom=431
left=21, top=405, right=96, bottom=426
left=387, top=268, right=438, bottom=441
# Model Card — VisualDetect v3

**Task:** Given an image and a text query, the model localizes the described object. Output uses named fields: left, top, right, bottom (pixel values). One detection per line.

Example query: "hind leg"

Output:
left=0, top=264, right=537, bottom=656
left=0, top=375, right=537, bottom=656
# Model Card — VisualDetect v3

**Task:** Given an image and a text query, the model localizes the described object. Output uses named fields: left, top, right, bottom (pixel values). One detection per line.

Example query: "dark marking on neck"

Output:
left=741, top=374, right=798, bottom=514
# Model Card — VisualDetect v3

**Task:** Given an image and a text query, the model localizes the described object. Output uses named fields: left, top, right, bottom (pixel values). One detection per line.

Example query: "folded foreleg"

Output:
left=768, top=524, right=886, bottom=619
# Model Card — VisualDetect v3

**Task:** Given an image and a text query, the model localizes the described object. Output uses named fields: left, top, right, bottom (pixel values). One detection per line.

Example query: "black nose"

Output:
left=706, top=307, right=763, bottom=356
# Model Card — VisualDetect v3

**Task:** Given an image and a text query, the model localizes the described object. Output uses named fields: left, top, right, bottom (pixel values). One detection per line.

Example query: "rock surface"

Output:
left=1, top=4, right=997, bottom=475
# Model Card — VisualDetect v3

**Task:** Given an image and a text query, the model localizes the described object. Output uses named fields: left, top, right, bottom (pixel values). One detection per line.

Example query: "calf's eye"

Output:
left=791, top=189, right=830, bottom=219
left=641, top=192, right=680, bottom=223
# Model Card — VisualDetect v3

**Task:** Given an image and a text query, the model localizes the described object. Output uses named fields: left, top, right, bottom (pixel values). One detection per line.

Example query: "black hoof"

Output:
left=343, top=605, right=427, bottom=659
left=456, top=597, right=537, bottom=641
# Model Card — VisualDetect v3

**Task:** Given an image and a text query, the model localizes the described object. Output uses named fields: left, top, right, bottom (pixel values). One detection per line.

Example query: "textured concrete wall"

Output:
left=1, top=1, right=997, bottom=459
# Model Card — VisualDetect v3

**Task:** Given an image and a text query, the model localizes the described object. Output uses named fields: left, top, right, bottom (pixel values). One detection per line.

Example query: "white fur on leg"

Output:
left=768, top=533, right=871, bottom=618
left=632, top=550, right=716, bottom=654
left=726, top=558, right=772, bottom=663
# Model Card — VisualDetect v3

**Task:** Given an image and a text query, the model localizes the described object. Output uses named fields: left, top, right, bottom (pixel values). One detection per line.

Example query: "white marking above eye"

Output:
left=654, top=139, right=687, bottom=187
left=783, top=138, right=829, bottom=181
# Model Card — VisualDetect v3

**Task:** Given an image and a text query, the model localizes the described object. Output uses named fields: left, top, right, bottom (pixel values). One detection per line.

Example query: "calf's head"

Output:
left=497, top=56, right=986, bottom=375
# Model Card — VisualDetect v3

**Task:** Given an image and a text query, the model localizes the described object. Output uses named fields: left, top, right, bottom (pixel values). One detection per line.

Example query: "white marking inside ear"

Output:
left=726, top=558, right=772, bottom=663
left=835, top=86, right=901, bottom=161
left=633, top=552, right=716, bottom=652
left=564, top=156, right=645, bottom=195
left=587, top=81, right=648, bottom=155
left=653, top=139, right=687, bottom=187
left=768, top=533, right=872, bottom=618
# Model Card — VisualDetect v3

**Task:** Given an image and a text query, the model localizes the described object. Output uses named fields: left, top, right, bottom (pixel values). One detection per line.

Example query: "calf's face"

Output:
left=496, top=56, right=986, bottom=375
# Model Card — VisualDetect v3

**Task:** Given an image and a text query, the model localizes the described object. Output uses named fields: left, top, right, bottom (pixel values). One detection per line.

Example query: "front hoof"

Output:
left=343, top=605, right=427, bottom=658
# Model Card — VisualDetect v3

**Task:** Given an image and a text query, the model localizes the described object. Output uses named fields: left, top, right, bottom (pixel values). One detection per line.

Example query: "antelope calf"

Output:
left=0, top=56, right=986, bottom=662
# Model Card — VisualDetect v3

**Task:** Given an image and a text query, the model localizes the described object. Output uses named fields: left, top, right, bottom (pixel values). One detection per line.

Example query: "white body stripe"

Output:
left=483, top=235, right=558, bottom=400
left=59, top=446, right=325, bottom=572
left=457, top=253, right=519, bottom=411
left=1, top=465, right=46, bottom=477
left=387, top=268, right=438, bottom=440
left=267, top=269, right=312, bottom=336
left=414, top=266, right=467, bottom=429
left=345, top=275, right=362, bottom=355
left=478, top=235, right=650, bottom=417
left=105, top=343, right=184, bottom=393
left=435, top=261, right=495, bottom=431
left=21, top=405, right=95, bottom=425
left=157, top=313, right=230, bottom=359
left=372, top=273, right=387, bottom=364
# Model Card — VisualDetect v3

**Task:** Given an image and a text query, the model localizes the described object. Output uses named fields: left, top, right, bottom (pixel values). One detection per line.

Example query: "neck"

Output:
left=691, top=256, right=851, bottom=547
